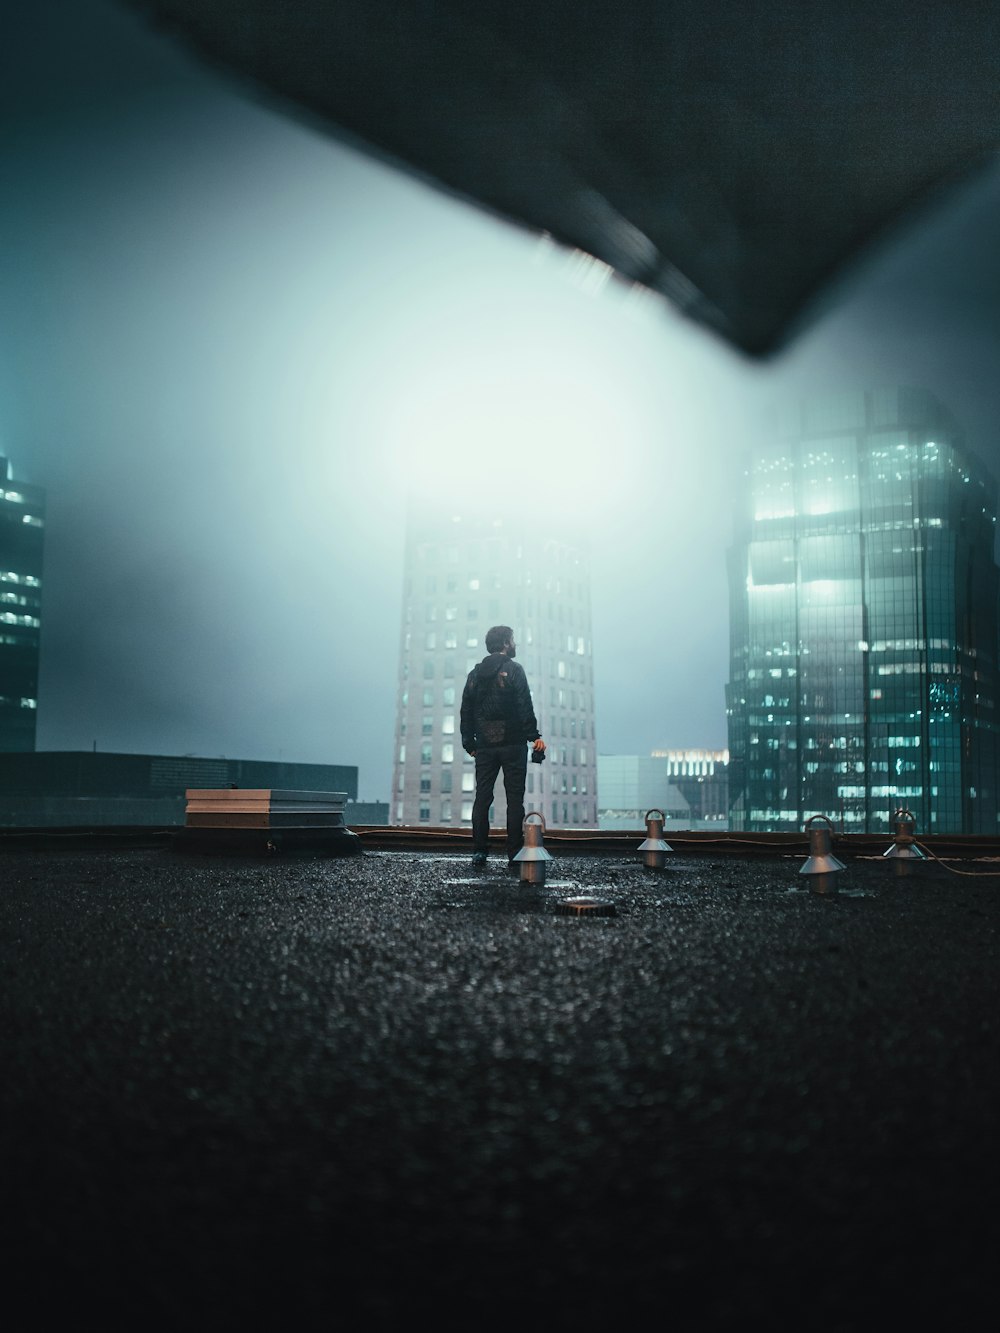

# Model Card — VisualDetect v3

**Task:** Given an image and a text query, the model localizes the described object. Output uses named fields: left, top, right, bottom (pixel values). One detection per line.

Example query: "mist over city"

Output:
left=6, top=7, right=1000, bottom=1328
left=5, top=0, right=1000, bottom=814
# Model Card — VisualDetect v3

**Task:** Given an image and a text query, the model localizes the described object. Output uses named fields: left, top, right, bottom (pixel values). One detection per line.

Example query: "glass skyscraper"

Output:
left=392, top=499, right=598, bottom=830
left=0, top=457, right=44, bottom=752
left=726, top=388, right=1000, bottom=834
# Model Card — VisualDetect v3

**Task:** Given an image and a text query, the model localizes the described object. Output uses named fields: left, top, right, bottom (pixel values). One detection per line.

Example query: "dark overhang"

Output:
left=118, top=1, right=1000, bottom=354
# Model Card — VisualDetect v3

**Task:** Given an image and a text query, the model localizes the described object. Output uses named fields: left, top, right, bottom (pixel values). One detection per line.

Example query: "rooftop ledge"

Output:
left=2, top=821, right=1000, bottom=864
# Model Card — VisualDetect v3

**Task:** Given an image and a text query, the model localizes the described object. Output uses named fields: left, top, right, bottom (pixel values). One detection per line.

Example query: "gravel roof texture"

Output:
left=3, top=844, right=997, bottom=1329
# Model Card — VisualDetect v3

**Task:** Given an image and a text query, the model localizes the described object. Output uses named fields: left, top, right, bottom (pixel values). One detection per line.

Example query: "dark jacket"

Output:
left=460, top=653, right=540, bottom=750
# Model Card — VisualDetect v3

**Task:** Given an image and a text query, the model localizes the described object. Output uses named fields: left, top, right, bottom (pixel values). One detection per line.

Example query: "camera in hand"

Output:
left=531, top=745, right=546, bottom=764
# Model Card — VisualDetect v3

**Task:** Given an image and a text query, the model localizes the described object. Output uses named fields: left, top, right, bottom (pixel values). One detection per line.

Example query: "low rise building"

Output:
left=597, top=750, right=729, bottom=830
left=0, top=751, right=387, bottom=826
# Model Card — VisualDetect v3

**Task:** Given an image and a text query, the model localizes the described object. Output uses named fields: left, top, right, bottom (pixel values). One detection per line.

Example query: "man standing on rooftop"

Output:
left=461, top=625, right=546, bottom=870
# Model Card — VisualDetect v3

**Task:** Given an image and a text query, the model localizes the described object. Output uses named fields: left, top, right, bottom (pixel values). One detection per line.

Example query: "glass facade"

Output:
left=727, top=388, right=1000, bottom=833
left=392, top=500, right=598, bottom=828
left=0, top=457, right=44, bottom=752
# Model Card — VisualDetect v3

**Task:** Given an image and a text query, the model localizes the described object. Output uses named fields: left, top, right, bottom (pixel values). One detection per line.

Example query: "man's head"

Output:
left=485, top=624, right=515, bottom=656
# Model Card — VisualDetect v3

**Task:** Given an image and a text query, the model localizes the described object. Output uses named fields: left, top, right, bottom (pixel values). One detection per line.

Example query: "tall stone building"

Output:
left=0, top=457, right=44, bottom=751
left=392, top=501, right=598, bottom=829
left=727, top=387, right=1000, bottom=833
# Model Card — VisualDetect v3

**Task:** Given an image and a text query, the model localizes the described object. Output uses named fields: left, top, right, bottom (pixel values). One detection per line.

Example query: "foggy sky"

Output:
left=4, top=0, right=1000, bottom=803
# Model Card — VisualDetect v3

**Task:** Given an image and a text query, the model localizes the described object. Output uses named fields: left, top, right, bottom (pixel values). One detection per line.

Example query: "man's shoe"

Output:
left=471, top=851, right=488, bottom=869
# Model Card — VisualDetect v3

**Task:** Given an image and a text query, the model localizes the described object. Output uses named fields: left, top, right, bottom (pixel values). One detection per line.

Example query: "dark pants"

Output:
left=472, top=743, right=528, bottom=857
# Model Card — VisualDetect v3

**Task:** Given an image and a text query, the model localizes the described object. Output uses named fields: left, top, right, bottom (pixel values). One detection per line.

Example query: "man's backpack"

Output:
left=476, top=662, right=513, bottom=743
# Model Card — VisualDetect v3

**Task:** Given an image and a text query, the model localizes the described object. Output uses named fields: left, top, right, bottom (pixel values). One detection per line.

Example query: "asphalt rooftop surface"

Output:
left=3, top=843, right=998, bottom=1330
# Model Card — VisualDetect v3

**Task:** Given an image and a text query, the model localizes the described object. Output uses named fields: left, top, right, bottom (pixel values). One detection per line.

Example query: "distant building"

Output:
left=598, top=750, right=729, bottom=829
left=727, top=387, right=1000, bottom=833
left=650, top=748, right=730, bottom=823
left=0, top=752, right=387, bottom=827
left=0, top=457, right=44, bottom=752
left=392, top=501, right=598, bottom=829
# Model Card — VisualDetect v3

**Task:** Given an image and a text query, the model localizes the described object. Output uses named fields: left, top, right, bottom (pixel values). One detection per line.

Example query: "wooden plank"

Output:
left=184, top=788, right=347, bottom=826
left=184, top=788, right=347, bottom=805
left=185, top=799, right=344, bottom=812
left=184, top=812, right=347, bottom=828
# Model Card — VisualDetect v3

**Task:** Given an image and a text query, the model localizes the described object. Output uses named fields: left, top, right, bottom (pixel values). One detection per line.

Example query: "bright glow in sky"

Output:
left=391, top=306, right=645, bottom=513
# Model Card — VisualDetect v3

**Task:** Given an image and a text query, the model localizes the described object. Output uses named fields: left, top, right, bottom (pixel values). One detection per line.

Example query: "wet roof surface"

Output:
left=3, top=845, right=998, bottom=1327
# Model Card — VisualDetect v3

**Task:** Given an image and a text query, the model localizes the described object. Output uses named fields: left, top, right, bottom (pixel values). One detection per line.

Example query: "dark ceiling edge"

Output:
left=113, top=2, right=1000, bottom=360
left=752, top=153, right=1000, bottom=363
left=112, top=1, right=757, bottom=353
